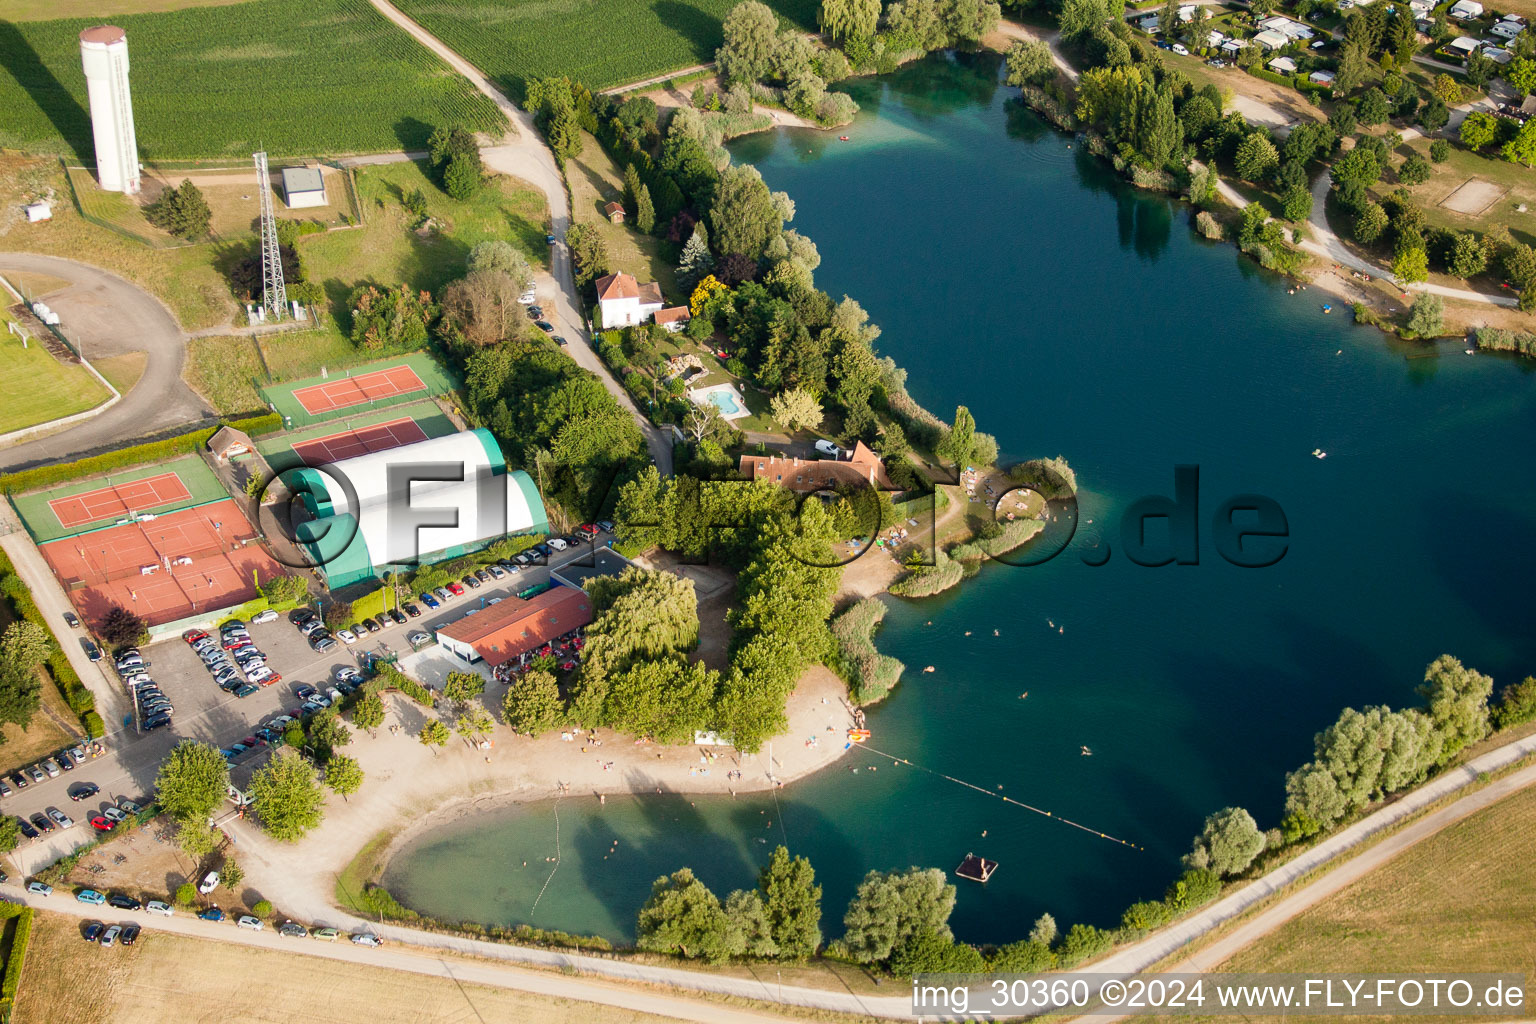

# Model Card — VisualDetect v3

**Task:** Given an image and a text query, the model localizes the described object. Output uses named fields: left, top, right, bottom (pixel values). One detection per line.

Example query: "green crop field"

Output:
left=0, top=0, right=506, bottom=161
left=391, top=0, right=819, bottom=102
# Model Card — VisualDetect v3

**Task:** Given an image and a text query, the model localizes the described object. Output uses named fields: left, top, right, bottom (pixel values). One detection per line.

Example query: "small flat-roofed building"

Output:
left=1448, top=35, right=1481, bottom=55
left=1483, top=45, right=1513, bottom=63
left=1253, top=29, right=1290, bottom=50
left=1309, top=69, right=1336, bottom=85
left=1447, top=0, right=1483, bottom=19
left=1269, top=56, right=1299, bottom=73
left=280, top=166, right=326, bottom=209
left=435, top=584, right=593, bottom=665
left=24, top=202, right=51, bottom=222
left=1221, top=38, right=1248, bottom=54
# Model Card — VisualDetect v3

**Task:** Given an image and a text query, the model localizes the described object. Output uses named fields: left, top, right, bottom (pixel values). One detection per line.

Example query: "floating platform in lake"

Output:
left=956, top=853, right=998, bottom=882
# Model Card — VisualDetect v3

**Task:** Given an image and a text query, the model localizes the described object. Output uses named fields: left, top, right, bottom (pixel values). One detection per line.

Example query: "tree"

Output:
left=1405, top=293, right=1444, bottom=335
left=220, top=858, right=244, bottom=892
left=1333, top=42, right=1370, bottom=94
left=722, top=889, right=779, bottom=956
left=566, top=223, right=611, bottom=286
left=175, top=882, right=197, bottom=905
left=711, top=164, right=784, bottom=260
left=1449, top=233, right=1488, bottom=278
left=820, top=0, right=880, bottom=40
left=443, top=152, right=482, bottom=201
left=677, top=226, right=715, bottom=291
left=0, top=621, right=52, bottom=668
left=249, top=748, right=325, bottom=842
left=1005, top=39, right=1054, bottom=87
left=1184, top=806, right=1266, bottom=877
left=1057, top=923, right=1114, bottom=967
left=0, top=815, right=20, bottom=855
left=718, top=1, right=780, bottom=84
left=1503, top=119, right=1536, bottom=168
left=455, top=706, right=496, bottom=743
left=325, top=753, right=364, bottom=800
left=1433, top=73, right=1462, bottom=105
left=1429, top=139, right=1451, bottom=163
left=1354, top=201, right=1389, bottom=244
left=768, top=388, right=823, bottom=432
left=1356, top=88, right=1391, bottom=127
left=144, top=179, right=211, bottom=239
left=258, top=573, right=308, bottom=606
left=467, top=241, right=533, bottom=293
left=635, top=183, right=656, bottom=233
left=936, top=405, right=980, bottom=467
left=1028, top=912, right=1057, bottom=945
left=1507, top=57, right=1536, bottom=98
left=428, top=124, right=478, bottom=168
left=176, top=821, right=217, bottom=859
left=155, top=740, right=230, bottom=825
left=1282, top=185, right=1313, bottom=223
left=758, top=845, right=822, bottom=959
left=253, top=899, right=274, bottom=917
left=502, top=668, right=564, bottom=735
left=307, top=708, right=353, bottom=760
left=419, top=718, right=450, bottom=753
left=351, top=692, right=386, bottom=733
left=1504, top=243, right=1536, bottom=312
left=1234, top=133, right=1279, bottom=183
left=1392, top=236, right=1429, bottom=283
left=1397, top=154, right=1431, bottom=185
left=1140, top=85, right=1182, bottom=168
left=324, top=599, right=354, bottom=631
left=443, top=269, right=525, bottom=346
left=1418, top=654, right=1492, bottom=764
left=442, top=670, right=486, bottom=706
left=636, top=868, right=731, bottom=961
left=1459, top=111, right=1499, bottom=149
left=1418, top=97, right=1449, bottom=133
left=99, top=605, right=147, bottom=649
left=347, top=283, right=434, bottom=351
left=1492, top=676, right=1536, bottom=730
left=840, top=867, right=956, bottom=964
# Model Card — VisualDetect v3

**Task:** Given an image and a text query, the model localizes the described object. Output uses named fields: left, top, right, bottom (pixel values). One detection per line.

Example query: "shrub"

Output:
left=175, top=882, right=197, bottom=905
left=1473, top=327, right=1536, bottom=357
left=1195, top=210, right=1222, bottom=239
left=0, top=906, right=33, bottom=1007
left=82, top=711, right=105, bottom=739
left=1055, top=923, right=1114, bottom=967
left=252, top=899, right=273, bottom=917
left=831, top=598, right=905, bottom=705
left=1491, top=676, right=1536, bottom=729
left=1165, top=867, right=1222, bottom=911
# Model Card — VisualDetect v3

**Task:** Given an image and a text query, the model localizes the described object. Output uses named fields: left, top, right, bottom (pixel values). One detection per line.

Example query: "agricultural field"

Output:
left=0, top=0, right=506, bottom=161
left=391, top=0, right=820, bottom=101
left=9, top=0, right=250, bottom=20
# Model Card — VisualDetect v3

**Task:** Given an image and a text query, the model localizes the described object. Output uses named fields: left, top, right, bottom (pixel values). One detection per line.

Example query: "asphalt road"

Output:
left=0, top=253, right=211, bottom=472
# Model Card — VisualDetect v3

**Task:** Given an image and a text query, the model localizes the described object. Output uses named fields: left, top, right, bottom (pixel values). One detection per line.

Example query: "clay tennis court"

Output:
left=41, top=499, right=282, bottom=627
left=289, top=416, right=428, bottom=464
left=47, top=472, right=192, bottom=530
left=291, top=365, right=427, bottom=415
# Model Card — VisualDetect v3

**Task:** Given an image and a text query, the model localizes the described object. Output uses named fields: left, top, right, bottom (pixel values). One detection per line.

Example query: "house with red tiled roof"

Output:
left=595, top=271, right=664, bottom=328
left=435, top=585, right=593, bottom=666
left=738, top=440, right=893, bottom=492
left=654, top=306, right=691, bottom=332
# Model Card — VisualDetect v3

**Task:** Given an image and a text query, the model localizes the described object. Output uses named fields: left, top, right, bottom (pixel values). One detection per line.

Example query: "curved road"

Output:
left=365, top=0, right=674, bottom=476
left=0, top=253, right=212, bottom=471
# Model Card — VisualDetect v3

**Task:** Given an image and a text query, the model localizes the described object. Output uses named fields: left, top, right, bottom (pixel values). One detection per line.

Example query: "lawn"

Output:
left=93, top=351, right=147, bottom=394
left=1391, top=137, right=1536, bottom=242
left=0, top=0, right=506, bottom=161
left=567, top=130, right=680, bottom=302
left=1180, top=781, right=1536, bottom=1024
left=391, top=0, right=820, bottom=101
left=181, top=334, right=266, bottom=414
left=0, top=317, right=110, bottom=434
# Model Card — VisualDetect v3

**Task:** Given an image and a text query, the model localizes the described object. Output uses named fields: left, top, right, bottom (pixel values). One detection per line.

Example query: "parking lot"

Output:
left=0, top=534, right=617, bottom=868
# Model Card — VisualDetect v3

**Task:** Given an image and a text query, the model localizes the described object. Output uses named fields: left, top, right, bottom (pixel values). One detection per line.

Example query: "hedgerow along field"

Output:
left=391, top=0, right=820, bottom=102
left=0, top=0, right=506, bottom=161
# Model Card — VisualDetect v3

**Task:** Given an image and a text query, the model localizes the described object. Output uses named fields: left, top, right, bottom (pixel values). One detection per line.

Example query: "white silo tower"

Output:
left=79, top=25, right=141, bottom=194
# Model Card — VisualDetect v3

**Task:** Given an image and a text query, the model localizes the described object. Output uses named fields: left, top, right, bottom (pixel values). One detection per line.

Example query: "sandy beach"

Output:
left=228, top=666, right=862, bottom=923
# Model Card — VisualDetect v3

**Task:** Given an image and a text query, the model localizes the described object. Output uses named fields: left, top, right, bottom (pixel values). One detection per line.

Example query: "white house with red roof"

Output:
left=595, top=271, right=664, bottom=328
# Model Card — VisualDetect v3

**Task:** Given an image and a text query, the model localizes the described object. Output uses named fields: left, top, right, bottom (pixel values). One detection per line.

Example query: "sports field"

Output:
left=0, top=322, right=110, bottom=435
left=10, top=454, right=227, bottom=543
left=257, top=399, right=459, bottom=472
left=0, top=0, right=506, bottom=161
left=391, top=0, right=819, bottom=102
left=40, top=498, right=280, bottom=626
left=259, top=352, right=458, bottom=428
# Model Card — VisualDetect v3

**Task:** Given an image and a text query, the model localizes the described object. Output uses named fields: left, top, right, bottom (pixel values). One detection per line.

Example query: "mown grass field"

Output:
left=0, top=318, right=110, bottom=434
left=567, top=130, right=679, bottom=299
left=392, top=0, right=819, bottom=101
left=0, top=0, right=506, bottom=161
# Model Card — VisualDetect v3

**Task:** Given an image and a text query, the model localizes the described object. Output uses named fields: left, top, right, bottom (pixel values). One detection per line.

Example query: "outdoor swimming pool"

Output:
left=691, top=383, right=749, bottom=420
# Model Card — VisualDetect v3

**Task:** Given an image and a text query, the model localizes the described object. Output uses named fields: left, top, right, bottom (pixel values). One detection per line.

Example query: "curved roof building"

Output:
left=289, top=429, right=547, bottom=589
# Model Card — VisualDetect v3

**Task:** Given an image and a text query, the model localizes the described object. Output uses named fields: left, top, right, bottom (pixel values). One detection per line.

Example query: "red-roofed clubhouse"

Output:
left=435, top=586, right=593, bottom=666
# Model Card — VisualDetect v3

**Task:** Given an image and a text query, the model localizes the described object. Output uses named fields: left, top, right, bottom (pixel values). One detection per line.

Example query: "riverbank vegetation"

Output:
left=830, top=598, right=905, bottom=704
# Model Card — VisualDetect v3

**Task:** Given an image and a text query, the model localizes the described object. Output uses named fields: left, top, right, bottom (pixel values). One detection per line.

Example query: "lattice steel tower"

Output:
left=254, top=151, right=287, bottom=320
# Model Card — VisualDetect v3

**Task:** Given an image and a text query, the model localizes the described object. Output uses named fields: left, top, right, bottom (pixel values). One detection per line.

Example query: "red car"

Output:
left=222, top=636, right=252, bottom=651
left=577, top=523, right=598, bottom=537
left=447, top=582, right=465, bottom=596
left=560, top=660, right=577, bottom=671
left=89, top=816, right=115, bottom=832
left=183, top=629, right=209, bottom=644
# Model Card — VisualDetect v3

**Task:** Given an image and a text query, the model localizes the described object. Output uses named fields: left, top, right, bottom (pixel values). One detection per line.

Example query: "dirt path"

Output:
left=364, top=0, right=673, bottom=475
left=989, top=19, right=1079, bottom=82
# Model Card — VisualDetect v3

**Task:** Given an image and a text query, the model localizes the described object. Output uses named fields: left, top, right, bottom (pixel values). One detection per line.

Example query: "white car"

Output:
left=145, top=900, right=174, bottom=917
left=336, top=629, right=358, bottom=645
left=198, top=871, right=219, bottom=895
left=814, top=439, right=843, bottom=458
left=251, top=609, right=279, bottom=624
left=1172, top=43, right=1189, bottom=55
left=351, top=932, right=383, bottom=947
left=247, top=667, right=274, bottom=684
left=326, top=687, right=343, bottom=704
left=547, top=538, right=568, bottom=551
left=236, top=915, right=264, bottom=931
left=517, top=287, right=536, bottom=305
left=125, top=673, right=152, bottom=686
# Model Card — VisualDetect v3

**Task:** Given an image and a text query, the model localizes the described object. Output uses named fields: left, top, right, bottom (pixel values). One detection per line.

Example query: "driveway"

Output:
left=364, top=0, right=674, bottom=476
left=0, top=253, right=211, bottom=471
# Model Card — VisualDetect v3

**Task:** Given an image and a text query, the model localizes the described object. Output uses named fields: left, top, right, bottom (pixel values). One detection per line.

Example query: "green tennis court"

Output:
left=11, top=454, right=228, bottom=544
left=257, top=399, right=459, bottom=473
left=259, top=351, right=459, bottom=428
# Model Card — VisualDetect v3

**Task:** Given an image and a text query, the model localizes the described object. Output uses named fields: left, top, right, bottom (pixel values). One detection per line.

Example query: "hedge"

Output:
left=1245, top=67, right=1295, bottom=88
left=0, top=903, right=34, bottom=1012
left=372, top=661, right=435, bottom=707
left=0, top=411, right=281, bottom=494
left=82, top=710, right=104, bottom=738
left=349, top=585, right=390, bottom=623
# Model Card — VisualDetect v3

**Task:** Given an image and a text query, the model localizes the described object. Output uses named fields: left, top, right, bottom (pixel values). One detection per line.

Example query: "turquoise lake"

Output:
left=384, top=52, right=1536, bottom=944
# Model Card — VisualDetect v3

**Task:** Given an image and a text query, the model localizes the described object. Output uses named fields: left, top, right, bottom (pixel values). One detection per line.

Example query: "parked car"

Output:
left=313, top=927, right=340, bottom=942
left=16, top=817, right=37, bottom=839
left=198, top=871, right=219, bottom=895
left=296, top=685, right=317, bottom=701
left=84, top=922, right=104, bottom=942
left=362, top=617, right=383, bottom=632
left=404, top=602, right=422, bottom=617
left=408, top=631, right=433, bottom=650
left=107, top=893, right=141, bottom=911
left=486, top=565, right=507, bottom=579
left=596, top=520, right=615, bottom=532
left=198, top=907, right=226, bottom=922
left=237, top=915, right=264, bottom=931
left=548, top=538, right=568, bottom=551
left=76, top=888, right=107, bottom=905
left=46, top=807, right=72, bottom=828
left=552, top=334, right=568, bottom=347
left=473, top=569, right=491, bottom=583
left=236, top=683, right=260, bottom=698
left=300, top=619, right=325, bottom=637
left=30, top=813, right=53, bottom=834
left=433, top=586, right=451, bottom=602
left=101, top=924, right=120, bottom=947
left=251, top=609, right=279, bottom=624
left=70, top=783, right=100, bottom=802
left=279, top=921, right=309, bottom=938
left=0, top=779, right=10, bottom=798
left=446, top=582, right=465, bottom=596
left=121, top=923, right=140, bottom=946
left=68, top=746, right=87, bottom=765
left=145, top=900, right=173, bottom=916
left=1172, top=42, right=1189, bottom=55
left=419, top=593, right=440, bottom=609
left=83, top=640, right=102, bottom=662
left=388, top=608, right=407, bottom=625
left=26, top=881, right=52, bottom=897
left=352, top=932, right=383, bottom=947
left=534, top=320, right=554, bottom=333
left=142, top=714, right=172, bottom=731
left=118, top=797, right=142, bottom=814
left=89, top=817, right=114, bottom=832
left=462, top=574, right=481, bottom=589
left=311, top=636, right=337, bottom=653
left=25, top=766, right=44, bottom=783
left=526, top=304, right=544, bottom=318
left=336, top=629, right=358, bottom=645
left=814, top=439, right=843, bottom=458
